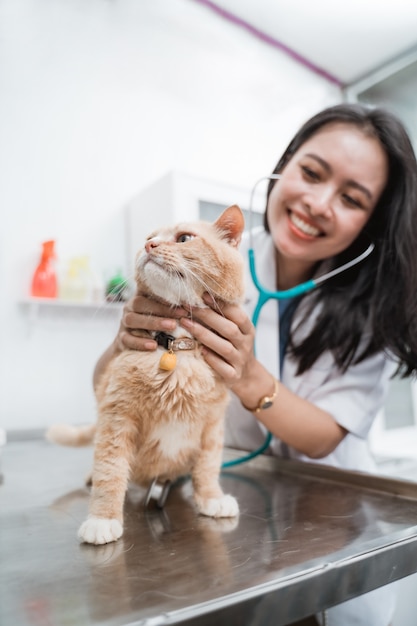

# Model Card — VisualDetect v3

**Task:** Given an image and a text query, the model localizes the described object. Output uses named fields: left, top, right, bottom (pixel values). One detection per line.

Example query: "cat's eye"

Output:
left=176, top=233, right=195, bottom=243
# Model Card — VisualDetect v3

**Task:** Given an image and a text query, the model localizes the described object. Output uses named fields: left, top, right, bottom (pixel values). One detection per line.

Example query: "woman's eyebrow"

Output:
left=305, top=153, right=373, bottom=200
left=305, top=153, right=331, bottom=172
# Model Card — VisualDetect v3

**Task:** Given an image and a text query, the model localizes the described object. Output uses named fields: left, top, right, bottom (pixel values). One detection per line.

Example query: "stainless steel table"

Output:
left=2, top=438, right=417, bottom=626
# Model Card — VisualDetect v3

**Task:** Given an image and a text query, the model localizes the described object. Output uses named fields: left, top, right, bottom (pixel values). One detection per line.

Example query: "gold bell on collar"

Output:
left=159, top=348, right=177, bottom=371
left=155, top=332, right=196, bottom=371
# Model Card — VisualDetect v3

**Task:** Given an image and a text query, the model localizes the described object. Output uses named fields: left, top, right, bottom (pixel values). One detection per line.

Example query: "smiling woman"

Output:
left=263, top=104, right=417, bottom=378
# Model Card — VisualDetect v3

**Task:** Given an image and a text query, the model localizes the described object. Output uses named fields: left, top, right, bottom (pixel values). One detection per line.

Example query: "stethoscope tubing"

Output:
left=249, top=244, right=374, bottom=326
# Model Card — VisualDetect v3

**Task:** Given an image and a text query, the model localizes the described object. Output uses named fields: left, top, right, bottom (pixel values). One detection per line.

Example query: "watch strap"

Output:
left=242, top=378, right=280, bottom=414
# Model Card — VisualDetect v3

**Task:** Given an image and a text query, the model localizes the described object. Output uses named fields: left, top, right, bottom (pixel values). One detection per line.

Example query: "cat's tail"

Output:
left=45, top=423, right=96, bottom=447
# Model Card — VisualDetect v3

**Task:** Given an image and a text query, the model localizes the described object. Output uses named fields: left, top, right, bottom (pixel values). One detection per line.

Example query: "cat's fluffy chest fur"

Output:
left=96, top=339, right=227, bottom=486
left=50, top=205, right=245, bottom=545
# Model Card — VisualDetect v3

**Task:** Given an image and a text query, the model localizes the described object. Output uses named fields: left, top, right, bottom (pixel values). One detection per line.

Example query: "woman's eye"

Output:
left=301, top=166, right=320, bottom=181
left=342, top=194, right=363, bottom=209
left=176, top=233, right=195, bottom=243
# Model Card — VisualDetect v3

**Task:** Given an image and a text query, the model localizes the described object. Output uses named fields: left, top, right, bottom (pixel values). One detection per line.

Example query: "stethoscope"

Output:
left=145, top=175, right=375, bottom=505
left=222, top=174, right=375, bottom=468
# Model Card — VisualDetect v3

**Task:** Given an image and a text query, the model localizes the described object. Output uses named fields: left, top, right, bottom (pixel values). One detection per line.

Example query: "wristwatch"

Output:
left=242, top=378, right=280, bottom=414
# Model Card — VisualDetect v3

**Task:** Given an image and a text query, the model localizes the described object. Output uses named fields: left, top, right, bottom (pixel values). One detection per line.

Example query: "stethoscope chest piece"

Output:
left=144, top=477, right=172, bottom=509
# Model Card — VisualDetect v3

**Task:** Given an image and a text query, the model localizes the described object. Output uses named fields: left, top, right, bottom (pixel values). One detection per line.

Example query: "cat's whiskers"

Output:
left=182, top=258, right=225, bottom=291
left=180, top=263, right=225, bottom=317
left=175, top=267, right=197, bottom=314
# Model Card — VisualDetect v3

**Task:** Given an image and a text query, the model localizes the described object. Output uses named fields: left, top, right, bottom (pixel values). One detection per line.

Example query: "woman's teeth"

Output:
left=290, top=212, right=321, bottom=237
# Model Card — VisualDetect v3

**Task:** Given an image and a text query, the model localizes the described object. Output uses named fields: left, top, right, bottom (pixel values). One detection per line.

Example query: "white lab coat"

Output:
left=225, top=227, right=397, bottom=626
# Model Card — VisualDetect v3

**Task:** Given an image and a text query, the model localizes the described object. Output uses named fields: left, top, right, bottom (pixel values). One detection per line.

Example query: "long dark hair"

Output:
left=264, top=103, right=417, bottom=377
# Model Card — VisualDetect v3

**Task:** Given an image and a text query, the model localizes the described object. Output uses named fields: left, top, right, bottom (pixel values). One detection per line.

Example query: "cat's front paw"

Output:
left=195, top=494, right=239, bottom=518
left=78, top=516, right=123, bottom=545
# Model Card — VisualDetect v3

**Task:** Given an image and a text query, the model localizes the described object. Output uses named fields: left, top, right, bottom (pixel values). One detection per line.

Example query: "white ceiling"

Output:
left=200, top=0, right=417, bottom=85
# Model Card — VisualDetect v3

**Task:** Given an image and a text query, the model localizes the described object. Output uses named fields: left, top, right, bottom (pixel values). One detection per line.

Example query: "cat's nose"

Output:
left=145, top=239, right=159, bottom=253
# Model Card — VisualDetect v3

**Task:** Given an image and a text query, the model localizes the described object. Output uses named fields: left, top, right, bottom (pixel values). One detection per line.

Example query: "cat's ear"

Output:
left=214, top=205, right=245, bottom=248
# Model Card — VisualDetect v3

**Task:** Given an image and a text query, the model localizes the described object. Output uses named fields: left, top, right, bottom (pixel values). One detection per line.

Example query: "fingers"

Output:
left=183, top=300, right=254, bottom=345
left=119, top=331, right=157, bottom=352
left=199, top=347, right=240, bottom=386
left=123, top=310, right=177, bottom=334
left=115, top=292, right=255, bottom=385
left=180, top=302, right=255, bottom=385
left=117, top=295, right=187, bottom=352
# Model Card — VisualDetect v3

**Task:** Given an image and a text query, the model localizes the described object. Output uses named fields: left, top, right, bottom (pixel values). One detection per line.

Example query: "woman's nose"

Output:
left=306, top=187, right=333, bottom=219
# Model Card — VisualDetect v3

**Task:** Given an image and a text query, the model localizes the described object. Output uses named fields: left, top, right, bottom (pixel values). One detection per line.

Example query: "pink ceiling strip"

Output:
left=191, top=0, right=344, bottom=87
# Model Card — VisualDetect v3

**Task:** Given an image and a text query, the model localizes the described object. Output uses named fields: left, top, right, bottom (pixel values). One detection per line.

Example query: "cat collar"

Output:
left=154, top=332, right=196, bottom=351
left=155, top=332, right=196, bottom=371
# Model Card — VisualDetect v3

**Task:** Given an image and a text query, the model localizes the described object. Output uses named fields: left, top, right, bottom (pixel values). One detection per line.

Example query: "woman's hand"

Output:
left=93, top=294, right=186, bottom=388
left=179, top=295, right=347, bottom=459
left=179, top=294, right=256, bottom=387
left=117, top=295, right=187, bottom=352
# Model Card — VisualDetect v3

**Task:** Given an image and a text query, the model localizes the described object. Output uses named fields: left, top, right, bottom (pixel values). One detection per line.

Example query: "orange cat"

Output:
left=48, top=205, right=245, bottom=544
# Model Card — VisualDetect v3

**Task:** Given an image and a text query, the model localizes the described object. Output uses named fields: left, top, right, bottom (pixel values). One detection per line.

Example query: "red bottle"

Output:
left=30, top=240, right=57, bottom=298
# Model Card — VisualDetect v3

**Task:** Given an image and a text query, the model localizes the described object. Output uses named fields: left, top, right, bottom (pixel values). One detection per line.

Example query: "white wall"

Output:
left=0, top=0, right=341, bottom=433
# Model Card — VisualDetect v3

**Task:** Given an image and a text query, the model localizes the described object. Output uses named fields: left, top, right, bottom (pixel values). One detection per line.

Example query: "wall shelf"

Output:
left=19, top=297, right=123, bottom=310
left=18, top=298, right=124, bottom=330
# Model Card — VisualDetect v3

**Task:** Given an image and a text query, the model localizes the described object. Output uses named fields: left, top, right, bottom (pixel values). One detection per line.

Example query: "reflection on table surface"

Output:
left=1, top=439, right=417, bottom=626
